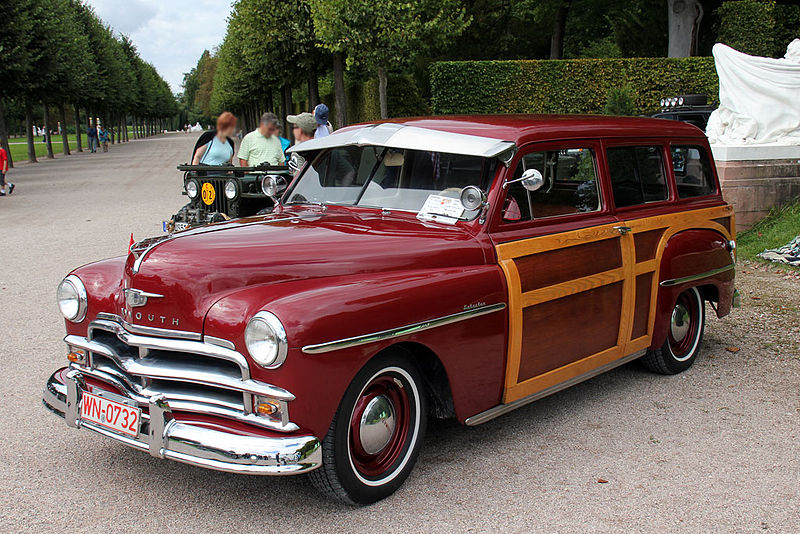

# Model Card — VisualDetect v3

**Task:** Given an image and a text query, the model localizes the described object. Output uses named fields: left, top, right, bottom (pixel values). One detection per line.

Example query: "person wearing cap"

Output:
left=313, top=104, right=333, bottom=138
left=286, top=112, right=318, bottom=173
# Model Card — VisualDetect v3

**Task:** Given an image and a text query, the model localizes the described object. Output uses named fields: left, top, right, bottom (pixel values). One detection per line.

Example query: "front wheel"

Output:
left=642, top=286, right=705, bottom=374
left=309, top=351, right=427, bottom=504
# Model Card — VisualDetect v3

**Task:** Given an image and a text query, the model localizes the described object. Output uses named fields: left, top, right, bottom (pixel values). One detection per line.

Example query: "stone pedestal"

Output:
left=711, top=144, right=800, bottom=231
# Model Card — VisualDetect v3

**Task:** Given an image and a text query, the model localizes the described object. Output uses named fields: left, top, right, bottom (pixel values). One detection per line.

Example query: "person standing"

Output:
left=286, top=112, right=317, bottom=173
left=237, top=112, right=284, bottom=167
left=87, top=122, right=98, bottom=153
left=192, top=112, right=237, bottom=166
left=0, top=145, right=14, bottom=196
left=98, top=125, right=109, bottom=152
left=313, top=104, right=333, bottom=138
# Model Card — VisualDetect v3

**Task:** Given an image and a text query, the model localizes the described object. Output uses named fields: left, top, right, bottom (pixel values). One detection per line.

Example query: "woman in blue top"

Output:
left=192, top=112, right=237, bottom=165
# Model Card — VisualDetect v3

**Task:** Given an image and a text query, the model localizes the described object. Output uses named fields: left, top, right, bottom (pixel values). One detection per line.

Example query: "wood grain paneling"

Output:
left=631, top=272, right=653, bottom=339
left=633, top=229, right=665, bottom=263
left=518, top=282, right=622, bottom=382
left=515, top=239, right=622, bottom=293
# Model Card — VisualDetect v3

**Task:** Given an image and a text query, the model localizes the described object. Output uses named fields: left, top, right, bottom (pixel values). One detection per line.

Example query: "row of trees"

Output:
left=0, top=0, right=177, bottom=166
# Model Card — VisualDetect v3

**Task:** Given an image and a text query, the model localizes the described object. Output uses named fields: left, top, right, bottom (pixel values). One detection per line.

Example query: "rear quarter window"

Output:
left=671, top=146, right=716, bottom=198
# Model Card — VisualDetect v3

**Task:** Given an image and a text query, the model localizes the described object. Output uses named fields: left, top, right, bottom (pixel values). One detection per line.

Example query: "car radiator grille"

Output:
left=200, top=178, right=230, bottom=214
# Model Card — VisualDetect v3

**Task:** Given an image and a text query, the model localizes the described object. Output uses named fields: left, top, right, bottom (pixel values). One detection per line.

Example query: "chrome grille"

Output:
left=64, top=318, right=297, bottom=432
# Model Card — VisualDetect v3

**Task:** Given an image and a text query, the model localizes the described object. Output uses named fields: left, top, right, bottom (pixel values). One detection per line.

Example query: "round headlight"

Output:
left=186, top=179, right=199, bottom=199
left=57, top=275, right=87, bottom=322
left=660, top=98, right=666, bottom=107
left=224, top=180, right=238, bottom=200
left=244, top=311, right=288, bottom=368
left=678, top=97, right=685, bottom=106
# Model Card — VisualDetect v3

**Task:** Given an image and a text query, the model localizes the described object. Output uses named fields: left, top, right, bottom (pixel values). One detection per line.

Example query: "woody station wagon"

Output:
left=43, top=115, right=738, bottom=504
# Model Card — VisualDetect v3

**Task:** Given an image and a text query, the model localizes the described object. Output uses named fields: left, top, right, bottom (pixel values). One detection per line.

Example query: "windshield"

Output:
left=284, top=146, right=495, bottom=220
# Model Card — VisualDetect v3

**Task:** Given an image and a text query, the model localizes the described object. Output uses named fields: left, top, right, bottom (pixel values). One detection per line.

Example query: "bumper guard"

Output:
left=43, top=369, right=322, bottom=475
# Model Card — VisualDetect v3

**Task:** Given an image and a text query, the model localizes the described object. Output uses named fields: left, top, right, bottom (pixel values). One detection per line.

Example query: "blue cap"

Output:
left=313, top=104, right=329, bottom=125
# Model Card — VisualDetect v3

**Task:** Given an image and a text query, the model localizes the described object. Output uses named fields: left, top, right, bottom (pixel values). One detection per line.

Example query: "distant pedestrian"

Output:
left=87, top=122, right=98, bottom=153
left=98, top=125, right=109, bottom=152
left=0, top=145, right=14, bottom=197
left=313, top=104, right=333, bottom=138
left=192, top=111, right=237, bottom=166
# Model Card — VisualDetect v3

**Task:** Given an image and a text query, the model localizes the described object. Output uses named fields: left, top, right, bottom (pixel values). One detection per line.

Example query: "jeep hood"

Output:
left=119, top=210, right=486, bottom=334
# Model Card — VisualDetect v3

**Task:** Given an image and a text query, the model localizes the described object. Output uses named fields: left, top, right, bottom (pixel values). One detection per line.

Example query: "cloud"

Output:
left=85, top=0, right=231, bottom=92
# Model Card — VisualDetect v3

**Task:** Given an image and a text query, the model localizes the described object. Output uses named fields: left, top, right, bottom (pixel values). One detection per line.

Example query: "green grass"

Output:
left=6, top=127, right=139, bottom=162
left=737, top=199, right=800, bottom=265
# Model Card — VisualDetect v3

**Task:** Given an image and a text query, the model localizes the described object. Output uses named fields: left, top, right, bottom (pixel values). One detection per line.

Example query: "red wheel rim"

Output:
left=349, top=374, right=411, bottom=479
left=668, top=290, right=700, bottom=360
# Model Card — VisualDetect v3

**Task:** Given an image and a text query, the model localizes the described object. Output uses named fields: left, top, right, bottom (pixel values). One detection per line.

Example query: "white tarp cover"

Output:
left=706, top=40, right=800, bottom=145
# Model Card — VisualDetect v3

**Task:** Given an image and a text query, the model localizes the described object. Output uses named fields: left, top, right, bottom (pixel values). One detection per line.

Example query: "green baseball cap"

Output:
left=287, top=113, right=317, bottom=135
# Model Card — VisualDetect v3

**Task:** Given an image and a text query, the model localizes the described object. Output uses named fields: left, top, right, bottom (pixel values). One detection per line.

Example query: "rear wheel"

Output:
left=642, top=286, right=705, bottom=374
left=309, top=351, right=427, bottom=504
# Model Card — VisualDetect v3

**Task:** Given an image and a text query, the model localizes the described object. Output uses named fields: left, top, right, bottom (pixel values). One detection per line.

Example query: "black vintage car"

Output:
left=651, top=94, right=715, bottom=131
left=163, top=132, right=294, bottom=232
left=165, top=164, right=293, bottom=232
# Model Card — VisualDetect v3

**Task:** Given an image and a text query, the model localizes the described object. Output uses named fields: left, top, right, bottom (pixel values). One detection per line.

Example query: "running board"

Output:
left=464, top=349, right=647, bottom=426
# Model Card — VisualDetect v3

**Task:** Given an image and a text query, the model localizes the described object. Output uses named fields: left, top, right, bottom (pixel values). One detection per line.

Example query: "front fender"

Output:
left=652, top=229, right=735, bottom=349
left=204, top=266, right=508, bottom=437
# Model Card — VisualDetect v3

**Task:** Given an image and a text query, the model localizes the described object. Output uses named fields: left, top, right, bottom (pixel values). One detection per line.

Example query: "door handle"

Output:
left=613, top=226, right=632, bottom=235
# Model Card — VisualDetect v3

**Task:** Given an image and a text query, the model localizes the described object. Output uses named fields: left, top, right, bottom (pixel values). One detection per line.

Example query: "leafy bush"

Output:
left=604, top=85, right=637, bottom=116
left=774, top=4, right=800, bottom=55
left=320, top=74, right=429, bottom=124
left=716, top=0, right=777, bottom=57
left=430, top=57, right=718, bottom=116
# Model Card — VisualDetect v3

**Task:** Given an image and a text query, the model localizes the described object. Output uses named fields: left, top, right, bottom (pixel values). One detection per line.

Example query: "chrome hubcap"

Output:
left=670, top=303, right=691, bottom=342
left=359, top=395, right=396, bottom=455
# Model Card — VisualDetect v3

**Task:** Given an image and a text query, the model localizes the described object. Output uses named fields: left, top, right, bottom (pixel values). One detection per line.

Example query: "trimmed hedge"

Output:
left=430, top=57, right=719, bottom=116
left=716, top=0, right=777, bottom=57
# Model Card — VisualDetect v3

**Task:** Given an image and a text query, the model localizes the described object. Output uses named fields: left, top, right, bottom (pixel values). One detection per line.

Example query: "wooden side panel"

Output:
left=495, top=204, right=735, bottom=404
left=518, top=282, right=622, bottom=382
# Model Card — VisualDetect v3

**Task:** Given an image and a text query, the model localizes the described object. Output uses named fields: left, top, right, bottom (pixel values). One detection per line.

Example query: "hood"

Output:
left=119, top=209, right=487, bottom=334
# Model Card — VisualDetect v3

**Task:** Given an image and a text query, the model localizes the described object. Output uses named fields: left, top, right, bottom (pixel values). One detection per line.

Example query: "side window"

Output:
left=671, top=145, right=716, bottom=198
left=502, top=148, right=600, bottom=222
left=606, top=145, right=668, bottom=208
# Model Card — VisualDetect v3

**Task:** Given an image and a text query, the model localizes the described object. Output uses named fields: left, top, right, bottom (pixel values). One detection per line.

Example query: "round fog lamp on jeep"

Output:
left=244, top=311, right=288, bottom=368
left=224, top=179, right=239, bottom=200
left=185, top=179, right=199, bottom=199
left=57, top=275, right=87, bottom=322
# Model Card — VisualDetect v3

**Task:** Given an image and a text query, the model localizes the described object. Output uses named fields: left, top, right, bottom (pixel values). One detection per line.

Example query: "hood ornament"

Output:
left=124, top=288, right=164, bottom=308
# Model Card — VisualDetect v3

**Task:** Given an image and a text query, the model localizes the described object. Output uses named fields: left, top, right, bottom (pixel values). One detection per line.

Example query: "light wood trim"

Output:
left=496, top=223, right=621, bottom=259
left=505, top=344, right=624, bottom=401
left=497, top=204, right=735, bottom=405
left=519, top=267, right=624, bottom=307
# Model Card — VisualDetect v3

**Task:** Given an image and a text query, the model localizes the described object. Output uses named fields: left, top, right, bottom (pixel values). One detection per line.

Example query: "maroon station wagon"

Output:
left=44, top=115, right=738, bottom=503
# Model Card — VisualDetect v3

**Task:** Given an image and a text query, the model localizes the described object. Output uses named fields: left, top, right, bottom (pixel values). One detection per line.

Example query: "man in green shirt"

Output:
left=237, top=112, right=285, bottom=167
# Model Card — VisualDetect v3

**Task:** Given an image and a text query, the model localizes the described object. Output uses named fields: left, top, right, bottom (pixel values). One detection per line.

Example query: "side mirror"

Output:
left=503, top=168, right=544, bottom=192
left=261, top=175, right=288, bottom=198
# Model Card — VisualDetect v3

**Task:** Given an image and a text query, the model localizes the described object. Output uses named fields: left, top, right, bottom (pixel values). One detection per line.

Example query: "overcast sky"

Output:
left=85, top=0, right=232, bottom=93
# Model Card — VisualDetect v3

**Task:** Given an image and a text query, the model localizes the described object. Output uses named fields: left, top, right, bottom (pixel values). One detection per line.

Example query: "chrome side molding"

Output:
left=659, top=263, right=735, bottom=287
left=301, top=303, right=507, bottom=355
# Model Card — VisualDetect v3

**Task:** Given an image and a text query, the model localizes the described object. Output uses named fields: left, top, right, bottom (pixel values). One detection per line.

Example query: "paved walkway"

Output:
left=0, top=133, right=798, bottom=532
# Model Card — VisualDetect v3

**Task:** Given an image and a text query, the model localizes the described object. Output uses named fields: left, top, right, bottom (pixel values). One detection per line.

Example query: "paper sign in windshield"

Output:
left=418, top=194, right=464, bottom=220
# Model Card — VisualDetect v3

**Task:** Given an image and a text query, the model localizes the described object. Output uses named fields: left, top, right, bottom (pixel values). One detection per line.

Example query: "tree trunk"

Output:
left=124, top=116, right=129, bottom=141
left=282, top=84, right=293, bottom=142
left=0, top=99, right=13, bottom=168
left=74, top=107, right=83, bottom=152
left=308, top=71, right=320, bottom=109
left=25, top=101, right=37, bottom=163
left=333, top=53, right=347, bottom=128
left=377, top=66, right=389, bottom=120
left=43, top=104, right=55, bottom=159
left=667, top=0, right=704, bottom=57
left=59, top=103, right=71, bottom=155
left=549, top=3, right=570, bottom=60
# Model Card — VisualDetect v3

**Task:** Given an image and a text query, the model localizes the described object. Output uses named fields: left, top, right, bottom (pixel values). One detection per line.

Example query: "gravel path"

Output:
left=0, top=133, right=798, bottom=533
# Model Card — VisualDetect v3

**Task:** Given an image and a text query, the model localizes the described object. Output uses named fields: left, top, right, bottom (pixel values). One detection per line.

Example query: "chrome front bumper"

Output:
left=43, top=369, right=322, bottom=475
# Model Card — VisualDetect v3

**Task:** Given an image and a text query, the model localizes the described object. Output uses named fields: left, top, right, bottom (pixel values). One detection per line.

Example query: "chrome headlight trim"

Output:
left=57, top=274, right=88, bottom=323
left=185, top=179, right=199, bottom=199
left=224, top=179, right=238, bottom=200
left=245, top=311, right=288, bottom=369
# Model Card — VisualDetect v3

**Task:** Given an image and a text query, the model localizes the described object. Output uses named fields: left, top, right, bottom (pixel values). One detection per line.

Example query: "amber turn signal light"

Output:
left=256, top=401, right=278, bottom=416
left=67, top=349, right=87, bottom=364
